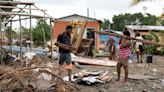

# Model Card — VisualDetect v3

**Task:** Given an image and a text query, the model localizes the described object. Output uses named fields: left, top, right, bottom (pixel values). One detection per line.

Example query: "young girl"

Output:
left=116, top=31, right=131, bottom=83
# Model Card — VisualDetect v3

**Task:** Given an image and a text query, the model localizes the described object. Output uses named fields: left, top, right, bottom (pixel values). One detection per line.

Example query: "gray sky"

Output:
left=21, top=0, right=164, bottom=21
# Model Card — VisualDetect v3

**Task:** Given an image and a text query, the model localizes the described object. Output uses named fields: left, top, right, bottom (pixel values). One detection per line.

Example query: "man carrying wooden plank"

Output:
left=56, top=25, right=73, bottom=82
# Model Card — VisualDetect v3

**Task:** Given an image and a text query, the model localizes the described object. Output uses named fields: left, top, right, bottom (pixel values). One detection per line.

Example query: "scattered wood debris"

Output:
left=0, top=64, right=80, bottom=92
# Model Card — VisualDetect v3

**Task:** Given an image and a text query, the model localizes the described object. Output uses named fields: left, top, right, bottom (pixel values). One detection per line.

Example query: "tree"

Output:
left=143, top=13, right=158, bottom=25
left=4, top=26, right=17, bottom=39
left=111, top=13, right=144, bottom=31
left=160, top=20, right=164, bottom=26
left=101, top=19, right=110, bottom=30
left=111, top=13, right=157, bottom=31
left=32, top=19, right=50, bottom=46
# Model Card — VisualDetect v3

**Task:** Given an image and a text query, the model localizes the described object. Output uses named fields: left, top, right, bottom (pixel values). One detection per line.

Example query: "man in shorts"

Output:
left=57, top=25, right=73, bottom=82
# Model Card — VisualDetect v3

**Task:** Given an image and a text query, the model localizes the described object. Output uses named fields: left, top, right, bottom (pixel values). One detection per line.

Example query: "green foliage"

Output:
left=143, top=14, right=158, bottom=25
left=32, top=19, right=50, bottom=46
left=144, top=31, right=160, bottom=55
left=4, top=27, right=17, bottom=39
left=111, top=13, right=157, bottom=31
left=160, top=20, right=164, bottom=26
left=22, top=27, right=30, bottom=39
left=101, top=19, right=110, bottom=30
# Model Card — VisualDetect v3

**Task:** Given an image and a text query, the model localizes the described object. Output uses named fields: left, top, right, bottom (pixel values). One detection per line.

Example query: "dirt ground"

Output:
left=0, top=55, right=164, bottom=92
left=72, top=55, right=164, bottom=92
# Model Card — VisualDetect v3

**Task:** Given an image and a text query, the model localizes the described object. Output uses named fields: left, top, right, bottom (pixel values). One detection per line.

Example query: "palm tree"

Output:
left=131, top=0, right=164, bottom=25
left=131, top=0, right=155, bottom=6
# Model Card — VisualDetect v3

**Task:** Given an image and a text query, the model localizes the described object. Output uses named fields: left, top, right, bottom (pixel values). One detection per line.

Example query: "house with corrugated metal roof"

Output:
left=125, top=25, right=164, bottom=43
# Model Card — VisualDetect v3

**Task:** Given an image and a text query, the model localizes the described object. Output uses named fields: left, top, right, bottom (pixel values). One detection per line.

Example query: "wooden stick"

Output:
left=19, top=15, right=23, bottom=65
left=29, top=5, right=32, bottom=52
left=0, top=15, right=3, bottom=64
left=92, top=30, right=164, bottom=46
left=0, top=12, right=52, bottom=18
left=0, top=6, right=46, bottom=11
left=50, top=18, right=53, bottom=63
left=0, top=1, right=34, bottom=5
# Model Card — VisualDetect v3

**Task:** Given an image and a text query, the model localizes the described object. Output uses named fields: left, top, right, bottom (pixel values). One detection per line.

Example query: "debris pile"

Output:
left=0, top=64, right=79, bottom=92
left=63, top=70, right=113, bottom=86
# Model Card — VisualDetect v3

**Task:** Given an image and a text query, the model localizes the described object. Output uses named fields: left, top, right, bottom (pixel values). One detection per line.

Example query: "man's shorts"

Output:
left=59, top=53, right=72, bottom=65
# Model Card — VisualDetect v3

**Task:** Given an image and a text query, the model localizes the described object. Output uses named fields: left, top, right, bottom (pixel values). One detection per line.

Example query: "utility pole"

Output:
left=87, top=8, right=89, bottom=17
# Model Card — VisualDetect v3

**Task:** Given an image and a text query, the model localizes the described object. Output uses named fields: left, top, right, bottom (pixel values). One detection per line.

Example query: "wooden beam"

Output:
left=0, top=1, right=34, bottom=5
left=0, top=12, right=52, bottom=18
left=10, top=21, right=12, bottom=53
left=50, top=18, right=53, bottom=62
left=0, top=15, right=3, bottom=64
left=0, top=6, right=46, bottom=11
left=55, top=42, right=76, bottom=51
left=33, top=5, right=51, bottom=18
left=4, top=5, right=28, bottom=26
left=19, top=15, right=23, bottom=65
left=74, top=21, right=87, bottom=53
left=29, top=5, right=32, bottom=52
left=12, top=17, right=29, bottom=22
left=92, top=30, right=164, bottom=46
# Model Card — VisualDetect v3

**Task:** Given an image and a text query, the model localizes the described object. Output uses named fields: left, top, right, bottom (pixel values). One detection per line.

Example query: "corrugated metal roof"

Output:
left=55, top=14, right=102, bottom=23
left=125, top=25, right=164, bottom=31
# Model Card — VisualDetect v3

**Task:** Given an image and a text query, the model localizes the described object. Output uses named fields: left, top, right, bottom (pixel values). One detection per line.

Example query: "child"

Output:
left=116, top=30, right=131, bottom=83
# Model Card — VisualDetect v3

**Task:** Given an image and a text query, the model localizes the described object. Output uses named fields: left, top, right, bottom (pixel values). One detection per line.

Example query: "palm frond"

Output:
left=130, top=0, right=153, bottom=6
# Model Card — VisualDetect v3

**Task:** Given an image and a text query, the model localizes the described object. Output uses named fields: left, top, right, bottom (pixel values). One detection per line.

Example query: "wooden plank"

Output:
left=0, top=6, right=46, bottom=11
left=55, top=42, right=77, bottom=51
left=50, top=18, right=53, bottom=62
left=92, top=30, right=164, bottom=46
left=19, top=15, right=23, bottom=65
left=0, top=15, right=3, bottom=64
left=0, top=12, right=52, bottom=18
left=72, top=57, right=117, bottom=67
left=0, top=1, right=34, bottom=5
left=74, top=22, right=87, bottom=53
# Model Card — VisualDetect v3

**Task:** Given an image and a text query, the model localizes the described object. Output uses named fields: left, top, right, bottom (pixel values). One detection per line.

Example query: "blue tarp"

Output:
left=2, top=46, right=48, bottom=55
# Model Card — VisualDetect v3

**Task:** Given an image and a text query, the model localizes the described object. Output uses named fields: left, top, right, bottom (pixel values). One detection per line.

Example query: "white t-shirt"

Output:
left=135, top=36, right=143, bottom=48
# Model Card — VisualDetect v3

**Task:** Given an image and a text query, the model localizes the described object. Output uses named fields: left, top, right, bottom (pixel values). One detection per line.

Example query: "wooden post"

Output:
left=10, top=20, right=12, bottom=54
left=19, top=15, right=23, bottom=65
left=29, top=5, right=32, bottom=52
left=43, top=11, right=46, bottom=47
left=50, top=18, right=53, bottom=62
left=0, top=15, right=3, bottom=64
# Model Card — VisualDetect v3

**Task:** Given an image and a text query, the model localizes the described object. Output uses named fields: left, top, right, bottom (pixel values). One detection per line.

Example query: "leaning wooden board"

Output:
left=72, top=57, right=117, bottom=67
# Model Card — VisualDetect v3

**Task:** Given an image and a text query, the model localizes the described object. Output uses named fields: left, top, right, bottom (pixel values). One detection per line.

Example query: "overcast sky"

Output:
left=21, top=0, right=164, bottom=21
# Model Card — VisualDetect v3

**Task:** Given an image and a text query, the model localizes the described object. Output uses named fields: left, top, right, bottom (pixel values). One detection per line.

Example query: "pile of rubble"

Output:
left=0, top=64, right=79, bottom=92
left=63, top=70, right=113, bottom=86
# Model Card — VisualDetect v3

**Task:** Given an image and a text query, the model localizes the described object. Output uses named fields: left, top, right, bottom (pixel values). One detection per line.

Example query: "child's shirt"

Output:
left=118, top=38, right=131, bottom=58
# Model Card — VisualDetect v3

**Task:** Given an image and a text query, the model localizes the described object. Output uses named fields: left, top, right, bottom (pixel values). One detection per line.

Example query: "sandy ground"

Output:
left=71, top=55, right=164, bottom=92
